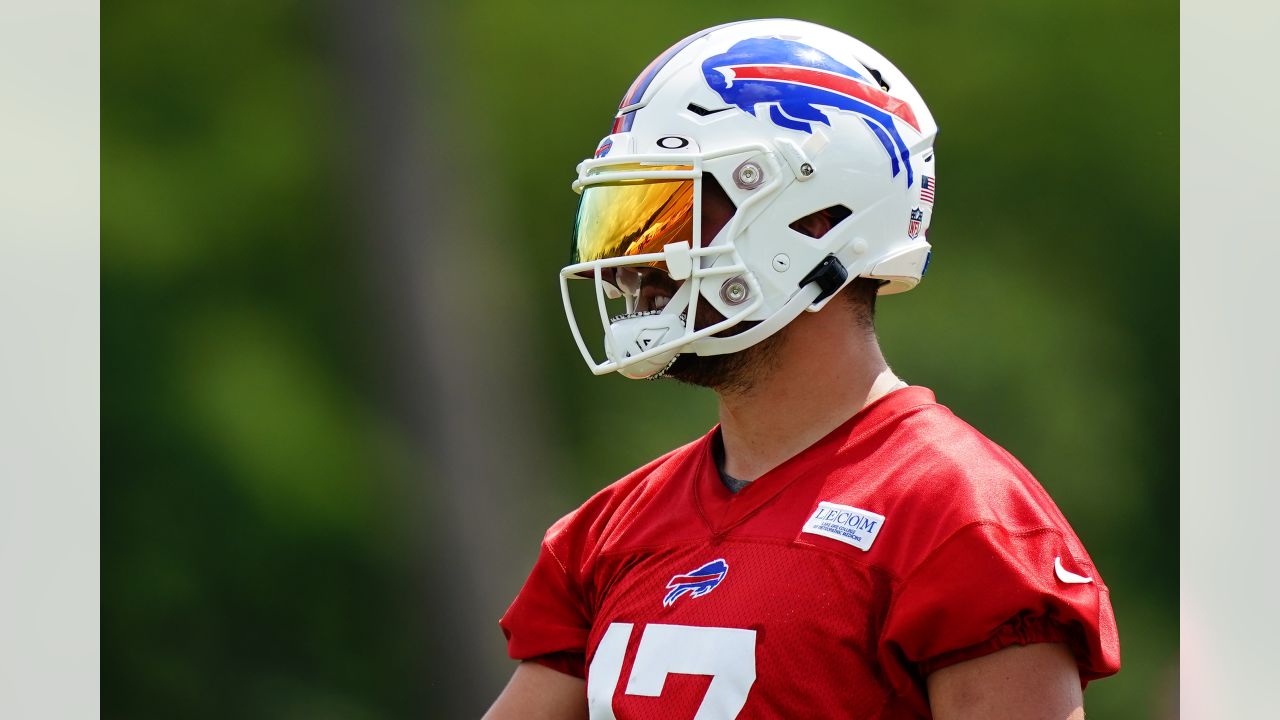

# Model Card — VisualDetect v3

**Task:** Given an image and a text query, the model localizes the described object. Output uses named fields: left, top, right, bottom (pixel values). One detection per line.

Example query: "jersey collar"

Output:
left=691, top=385, right=938, bottom=535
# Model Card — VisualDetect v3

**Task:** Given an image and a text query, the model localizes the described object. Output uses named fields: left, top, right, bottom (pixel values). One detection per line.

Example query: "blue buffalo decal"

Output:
left=663, top=558, right=728, bottom=607
left=703, top=37, right=921, bottom=186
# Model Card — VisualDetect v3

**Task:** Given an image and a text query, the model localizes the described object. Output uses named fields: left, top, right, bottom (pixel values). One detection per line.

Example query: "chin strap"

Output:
left=689, top=252, right=849, bottom=357
left=604, top=281, right=695, bottom=378
left=688, top=280, right=822, bottom=356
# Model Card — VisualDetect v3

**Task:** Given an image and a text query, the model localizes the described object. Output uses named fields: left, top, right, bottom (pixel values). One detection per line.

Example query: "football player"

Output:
left=486, top=18, right=1119, bottom=720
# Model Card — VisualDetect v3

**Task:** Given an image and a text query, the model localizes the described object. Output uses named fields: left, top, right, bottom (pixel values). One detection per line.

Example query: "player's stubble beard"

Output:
left=664, top=320, right=788, bottom=396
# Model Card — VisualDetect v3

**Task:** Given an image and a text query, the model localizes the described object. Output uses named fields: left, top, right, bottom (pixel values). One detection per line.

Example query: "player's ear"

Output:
left=791, top=213, right=831, bottom=238
left=789, top=206, right=852, bottom=239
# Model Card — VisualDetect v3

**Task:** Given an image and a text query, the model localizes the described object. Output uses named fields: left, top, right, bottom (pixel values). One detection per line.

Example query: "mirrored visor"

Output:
left=570, top=164, right=695, bottom=273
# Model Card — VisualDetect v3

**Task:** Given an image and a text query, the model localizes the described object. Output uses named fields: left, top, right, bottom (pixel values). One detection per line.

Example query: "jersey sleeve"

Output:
left=497, top=446, right=689, bottom=678
left=877, top=521, right=1121, bottom=714
left=498, top=536, right=591, bottom=678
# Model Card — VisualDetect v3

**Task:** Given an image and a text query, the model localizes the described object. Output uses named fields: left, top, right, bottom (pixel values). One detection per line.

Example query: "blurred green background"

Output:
left=104, top=0, right=1176, bottom=717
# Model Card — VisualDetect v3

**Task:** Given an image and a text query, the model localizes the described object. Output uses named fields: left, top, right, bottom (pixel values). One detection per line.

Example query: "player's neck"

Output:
left=715, top=308, right=898, bottom=482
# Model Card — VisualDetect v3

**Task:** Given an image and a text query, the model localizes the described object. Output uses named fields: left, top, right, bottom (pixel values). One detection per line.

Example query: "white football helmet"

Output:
left=561, top=18, right=938, bottom=379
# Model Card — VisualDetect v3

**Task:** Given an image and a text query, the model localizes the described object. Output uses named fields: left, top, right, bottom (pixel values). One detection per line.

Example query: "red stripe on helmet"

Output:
left=727, top=64, right=921, bottom=132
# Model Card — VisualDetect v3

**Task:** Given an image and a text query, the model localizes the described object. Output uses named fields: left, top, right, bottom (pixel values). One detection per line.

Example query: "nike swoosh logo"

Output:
left=1054, top=556, right=1093, bottom=584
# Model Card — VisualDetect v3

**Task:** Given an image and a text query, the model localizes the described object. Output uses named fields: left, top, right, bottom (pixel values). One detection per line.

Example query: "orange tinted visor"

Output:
left=570, top=164, right=694, bottom=271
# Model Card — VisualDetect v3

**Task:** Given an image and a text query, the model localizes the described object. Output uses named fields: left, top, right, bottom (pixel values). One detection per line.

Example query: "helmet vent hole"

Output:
left=789, top=205, right=853, bottom=239
left=868, top=67, right=890, bottom=91
left=687, top=102, right=731, bottom=117
left=701, top=173, right=738, bottom=246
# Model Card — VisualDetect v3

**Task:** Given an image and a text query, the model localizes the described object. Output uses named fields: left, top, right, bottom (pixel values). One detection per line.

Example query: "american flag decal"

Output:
left=920, top=176, right=936, bottom=205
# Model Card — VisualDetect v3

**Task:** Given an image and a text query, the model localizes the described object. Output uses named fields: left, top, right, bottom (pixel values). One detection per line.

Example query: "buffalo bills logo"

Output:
left=594, top=138, right=613, bottom=158
left=703, top=37, right=920, bottom=186
left=663, top=558, right=728, bottom=607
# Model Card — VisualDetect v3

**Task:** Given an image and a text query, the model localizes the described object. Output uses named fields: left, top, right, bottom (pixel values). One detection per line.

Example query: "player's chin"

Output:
left=664, top=320, right=784, bottom=394
left=664, top=352, right=743, bottom=390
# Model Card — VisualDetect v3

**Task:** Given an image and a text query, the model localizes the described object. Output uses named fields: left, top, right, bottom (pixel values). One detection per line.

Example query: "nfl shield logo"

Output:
left=907, top=208, right=924, bottom=239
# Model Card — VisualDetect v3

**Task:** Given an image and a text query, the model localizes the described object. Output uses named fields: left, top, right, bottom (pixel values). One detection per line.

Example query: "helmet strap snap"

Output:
left=798, top=254, right=849, bottom=305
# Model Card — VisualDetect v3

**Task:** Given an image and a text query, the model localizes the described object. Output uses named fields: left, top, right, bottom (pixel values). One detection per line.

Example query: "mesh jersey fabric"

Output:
left=499, top=386, right=1121, bottom=719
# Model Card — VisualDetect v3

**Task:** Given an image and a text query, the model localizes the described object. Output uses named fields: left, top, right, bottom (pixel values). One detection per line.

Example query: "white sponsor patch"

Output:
left=801, top=501, right=885, bottom=552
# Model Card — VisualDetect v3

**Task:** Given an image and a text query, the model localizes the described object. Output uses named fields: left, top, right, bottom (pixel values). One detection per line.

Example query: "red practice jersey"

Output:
left=500, top=386, right=1120, bottom=719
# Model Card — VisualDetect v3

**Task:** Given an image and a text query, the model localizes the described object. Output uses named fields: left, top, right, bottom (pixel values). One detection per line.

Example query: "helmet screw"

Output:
left=733, top=161, right=764, bottom=190
left=799, top=162, right=814, bottom=177
left=853, top=239, right=868, bottom=255
left=720, top=276, right=749, bottom=305
left=772, top=254, right=790, bottom=272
